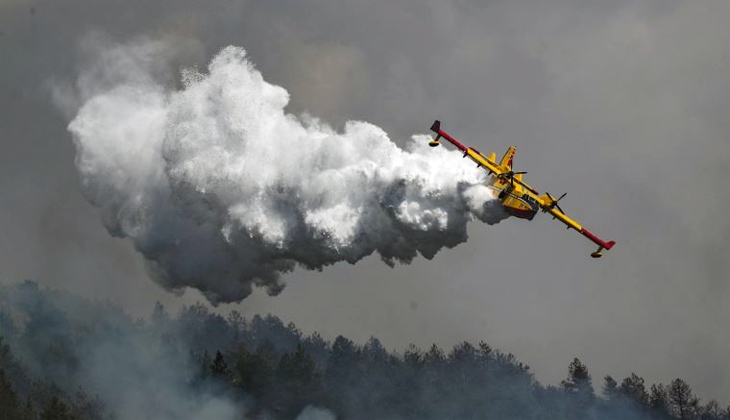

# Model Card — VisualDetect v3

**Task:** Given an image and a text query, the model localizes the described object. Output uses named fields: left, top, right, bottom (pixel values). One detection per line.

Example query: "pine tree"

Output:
left=561, top=358, right=595, bottom=420
left=362, top=337, right=388, bottom=364
left=235, top=345, right=275, bottom=396
left=424, top=344, right=446, bottom=368
left=619, top=373, right=649, bottom=407
left=403, top=343, right=423, bottom=368
left=226, top=311, right=246, bottom=345
left=210, top=350, right=230, bottom=380
left=649, top=383, right=670, bottom=419
left=667, top=378, right=698, bottom=420
left=700, top=400, right=722, bottom=420
left=20, top=397, right=36, bottom=420
left=39, top=396, right=71, bottom=420
left=277, top=344, right=321, bottom=393
left=561, top=358, right=594, bottom=395
left=301, top=332, right=329, bottom=368
left=150, top=301, right=169, bottom=327
left=0, top=368, right=21, bottom=419
left=325, top=335, right=360, bottom=394
left=276, top=344, right=323, bottom=418
left=602, top=375, right=619, bottom=400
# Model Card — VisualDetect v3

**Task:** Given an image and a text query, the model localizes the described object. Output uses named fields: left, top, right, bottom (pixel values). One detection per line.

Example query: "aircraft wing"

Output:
left=538, top=196, right=616, bottom=258
left=430, top=120, right=504, bottom=176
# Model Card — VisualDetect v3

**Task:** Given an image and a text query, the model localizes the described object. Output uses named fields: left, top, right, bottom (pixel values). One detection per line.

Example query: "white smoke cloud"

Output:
left=66, top=40, right=507, bottom=303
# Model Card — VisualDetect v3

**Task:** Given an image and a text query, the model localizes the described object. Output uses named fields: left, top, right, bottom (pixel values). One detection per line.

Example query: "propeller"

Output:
left=545, top=192, right=567, bottom=213
left=498, top=170, right=528, bottom=187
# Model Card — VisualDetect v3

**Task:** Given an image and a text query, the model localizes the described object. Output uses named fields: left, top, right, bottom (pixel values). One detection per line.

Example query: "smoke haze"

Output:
left=0, top=281, right=240, bottom=420
left=8, top=280, right=716, bottom=420
left=0, top=280, right=345, bottom=419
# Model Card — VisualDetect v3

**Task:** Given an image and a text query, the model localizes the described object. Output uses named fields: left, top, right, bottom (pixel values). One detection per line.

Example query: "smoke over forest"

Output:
left=64, top=40, right=507, bottom=304
left=1, top=281, right=727, bottom=420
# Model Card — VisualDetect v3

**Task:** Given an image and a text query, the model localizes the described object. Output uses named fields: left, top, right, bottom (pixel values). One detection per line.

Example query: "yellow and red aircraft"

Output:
left=429, top=120, right=615, bottom=258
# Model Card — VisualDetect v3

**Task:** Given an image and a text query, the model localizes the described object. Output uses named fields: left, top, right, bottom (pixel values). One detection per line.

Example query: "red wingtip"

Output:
left=581, top=228, right=615, bottom=251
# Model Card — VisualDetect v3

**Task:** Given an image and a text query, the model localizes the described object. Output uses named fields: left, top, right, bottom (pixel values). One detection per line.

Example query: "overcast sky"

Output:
left=1, top=0, right=728, bottom=403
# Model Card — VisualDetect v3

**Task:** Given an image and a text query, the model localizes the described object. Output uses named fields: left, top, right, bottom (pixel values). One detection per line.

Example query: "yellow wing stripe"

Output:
left=547, top=208, right=583, bottom=231
left=465, top=148, right=504, bottom=175
left=535, top=194, right=584, bottom=231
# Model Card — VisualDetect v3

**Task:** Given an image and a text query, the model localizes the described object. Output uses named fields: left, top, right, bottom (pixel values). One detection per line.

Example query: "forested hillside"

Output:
left=0, top=281, right=727, bottom=420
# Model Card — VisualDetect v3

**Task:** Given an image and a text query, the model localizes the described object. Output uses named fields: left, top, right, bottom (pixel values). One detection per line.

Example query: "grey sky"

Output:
left=1, top=0, right=728, bottom=403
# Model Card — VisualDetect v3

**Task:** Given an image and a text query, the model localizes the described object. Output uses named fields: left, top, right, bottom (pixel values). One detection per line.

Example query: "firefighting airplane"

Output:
left=429, top=120, right=615, bottom=258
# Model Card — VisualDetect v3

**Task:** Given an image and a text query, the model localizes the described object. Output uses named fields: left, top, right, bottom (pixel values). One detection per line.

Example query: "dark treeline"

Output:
left=0, top=280, right=727, bottom=420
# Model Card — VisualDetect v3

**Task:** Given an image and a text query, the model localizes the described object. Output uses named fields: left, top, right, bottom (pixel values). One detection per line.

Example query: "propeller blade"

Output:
left=543, top=192, right=567, bottom=213
left=513, top=171, right=528, bottom=175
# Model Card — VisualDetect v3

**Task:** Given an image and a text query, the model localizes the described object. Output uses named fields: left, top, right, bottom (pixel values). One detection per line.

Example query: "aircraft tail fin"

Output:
left=500, top=146, right=516, bottom=169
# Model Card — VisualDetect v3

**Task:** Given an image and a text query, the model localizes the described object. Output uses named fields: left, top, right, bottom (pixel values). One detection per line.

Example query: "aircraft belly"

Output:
left=505, top=206, right=537, bottom=220
left=497, top=192, right=538, bottom=220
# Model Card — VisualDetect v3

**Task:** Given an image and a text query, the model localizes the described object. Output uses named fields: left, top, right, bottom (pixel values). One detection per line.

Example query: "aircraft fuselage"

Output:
left=490, top=178, right=539, bottom=220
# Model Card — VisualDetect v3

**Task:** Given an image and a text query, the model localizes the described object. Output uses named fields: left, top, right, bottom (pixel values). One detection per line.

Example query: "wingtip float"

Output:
left=429, top=120, right=616, bottom=258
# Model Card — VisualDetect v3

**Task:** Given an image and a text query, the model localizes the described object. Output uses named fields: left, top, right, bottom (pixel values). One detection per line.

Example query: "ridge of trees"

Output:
left=0, top=281, right=727, bottom=420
